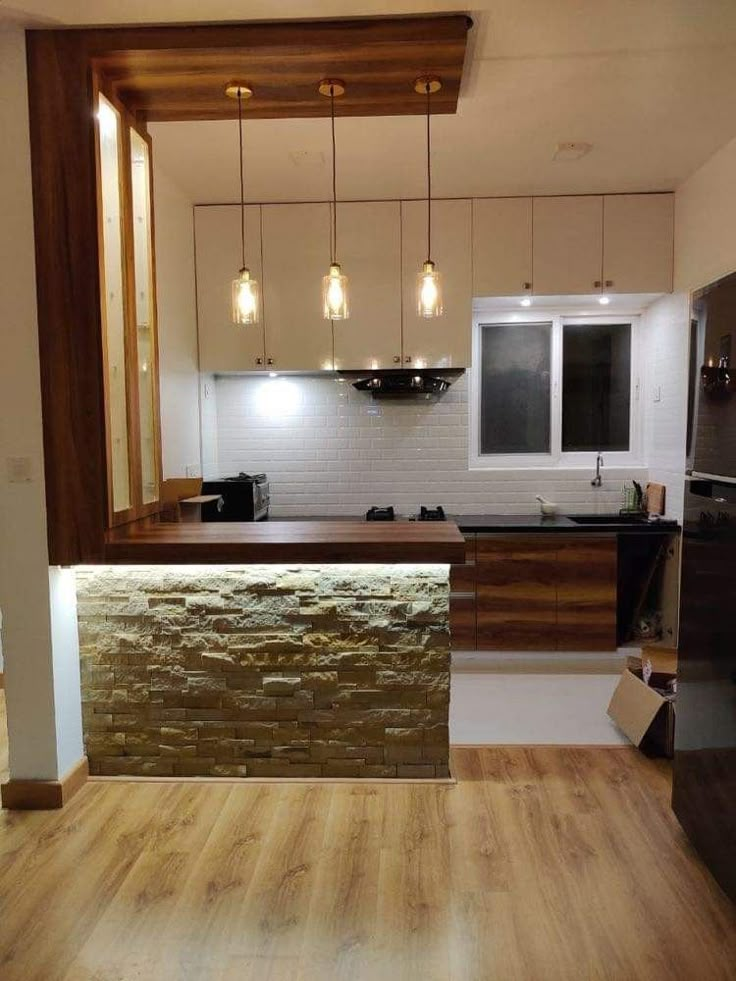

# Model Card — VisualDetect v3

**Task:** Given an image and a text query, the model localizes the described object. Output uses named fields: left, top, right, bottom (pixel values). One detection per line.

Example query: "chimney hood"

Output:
left=349, top=368, right=463, bottom=399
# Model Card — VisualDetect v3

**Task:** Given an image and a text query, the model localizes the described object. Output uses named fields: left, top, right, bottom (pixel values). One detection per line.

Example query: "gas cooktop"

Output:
left=365, top=506, right=446, bottom=522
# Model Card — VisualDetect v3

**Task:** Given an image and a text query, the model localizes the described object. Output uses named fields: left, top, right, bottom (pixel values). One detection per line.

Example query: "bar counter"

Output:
left=78, top=519, right=460, bottom=781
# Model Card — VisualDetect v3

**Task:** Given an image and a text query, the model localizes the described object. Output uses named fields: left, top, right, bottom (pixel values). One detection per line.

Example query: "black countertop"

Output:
left=273, top=514, right=680, bottom=535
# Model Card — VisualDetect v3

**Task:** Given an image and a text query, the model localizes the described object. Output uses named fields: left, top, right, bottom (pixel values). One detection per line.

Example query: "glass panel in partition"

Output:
left=130, top=129, right=159, bottom=505
left=97, top=94, right=130, bottom=512
left=562, top=322, right=631, bottom=452
left=480, top=322, right=552, bottom=455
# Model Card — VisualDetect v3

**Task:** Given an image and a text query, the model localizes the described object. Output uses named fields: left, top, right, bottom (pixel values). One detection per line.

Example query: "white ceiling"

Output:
left=5, top=0, right=736, bottom=203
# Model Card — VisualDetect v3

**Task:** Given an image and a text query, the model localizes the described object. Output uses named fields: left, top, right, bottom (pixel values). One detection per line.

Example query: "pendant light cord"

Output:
left=426, top=83, right=432, bottom=264
left=330, top=85, right=337, bottom=265
left=237, top=88, right=246, bottom=270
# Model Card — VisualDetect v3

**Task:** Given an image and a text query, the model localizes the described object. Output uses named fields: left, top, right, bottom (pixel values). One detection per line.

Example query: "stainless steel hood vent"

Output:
left=350, top=368, right=463, bottom=399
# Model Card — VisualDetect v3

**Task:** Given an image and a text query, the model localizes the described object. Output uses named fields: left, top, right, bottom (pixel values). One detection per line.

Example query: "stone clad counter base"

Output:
left=75, top=564, right=450, bottom=779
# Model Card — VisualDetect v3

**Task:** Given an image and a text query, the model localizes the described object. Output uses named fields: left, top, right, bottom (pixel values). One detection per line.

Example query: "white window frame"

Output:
left=469, top=308, right=642, bottom=470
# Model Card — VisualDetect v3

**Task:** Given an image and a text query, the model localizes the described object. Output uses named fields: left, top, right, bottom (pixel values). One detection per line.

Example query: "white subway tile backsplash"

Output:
left=208, top=373, right=648, bottom=516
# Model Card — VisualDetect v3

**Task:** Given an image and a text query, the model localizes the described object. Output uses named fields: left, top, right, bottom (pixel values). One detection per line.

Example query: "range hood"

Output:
left=350, top=368, right=464, bottom=399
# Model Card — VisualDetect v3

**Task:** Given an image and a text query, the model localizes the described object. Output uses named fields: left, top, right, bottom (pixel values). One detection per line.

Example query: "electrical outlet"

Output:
left=653, top=385, right=662, bottom=403
left=203, top=383, right=211, bottom=399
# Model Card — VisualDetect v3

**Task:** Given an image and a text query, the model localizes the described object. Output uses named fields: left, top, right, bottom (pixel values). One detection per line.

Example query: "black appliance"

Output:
left=416, top=505, right=446, bottom=521
left=351, top=368, right=463, bottom=399
left=366, top=506, right=395, bottom=521
left=673, top=270, right=736, bottom=902
left=201, top=473, right=269, bottom=522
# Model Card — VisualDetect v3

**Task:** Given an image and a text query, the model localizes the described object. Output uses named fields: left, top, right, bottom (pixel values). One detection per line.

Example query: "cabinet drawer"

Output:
left=450, top=595, right=476, bottom=651
left=450, top=533, right=476, bottom=593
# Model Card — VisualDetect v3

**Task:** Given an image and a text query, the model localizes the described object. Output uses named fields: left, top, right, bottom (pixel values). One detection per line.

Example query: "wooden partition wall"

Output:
left=24, top=16, right=470, bottom=564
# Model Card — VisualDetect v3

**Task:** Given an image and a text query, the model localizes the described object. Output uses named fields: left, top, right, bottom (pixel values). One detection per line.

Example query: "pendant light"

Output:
left=319, top=79, right=349, bottom=320
left=415, top=75, right=443, bottom=318
left=226, top=82, right=259, bottom=325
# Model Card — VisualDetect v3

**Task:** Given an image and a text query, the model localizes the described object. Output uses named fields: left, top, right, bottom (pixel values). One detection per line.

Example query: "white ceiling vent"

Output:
left=553, top=141, right=593, bottom=162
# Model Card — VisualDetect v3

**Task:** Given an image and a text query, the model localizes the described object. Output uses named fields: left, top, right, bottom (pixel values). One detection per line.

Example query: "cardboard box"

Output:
left=607, top=668, right=676, bottom=758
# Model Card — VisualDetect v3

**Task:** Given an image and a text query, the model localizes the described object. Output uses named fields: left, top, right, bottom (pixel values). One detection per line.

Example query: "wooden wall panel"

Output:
left=26, top=32, right=109, bottom=563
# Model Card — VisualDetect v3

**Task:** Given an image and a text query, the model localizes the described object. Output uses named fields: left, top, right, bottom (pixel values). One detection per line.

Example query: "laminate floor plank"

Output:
left=0, top=742, right=734, bottom=981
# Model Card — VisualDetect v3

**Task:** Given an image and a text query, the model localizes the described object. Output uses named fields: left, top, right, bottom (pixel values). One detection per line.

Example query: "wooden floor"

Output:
left=0, top=698, right=734, bottom=979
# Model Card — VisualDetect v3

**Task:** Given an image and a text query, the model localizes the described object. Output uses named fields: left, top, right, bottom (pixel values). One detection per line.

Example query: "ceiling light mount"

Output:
left=318, top=78, right=346, bottom=99
left=414, top=75, right=442, bottom=96
left=224, top=82, right=254, bottom=101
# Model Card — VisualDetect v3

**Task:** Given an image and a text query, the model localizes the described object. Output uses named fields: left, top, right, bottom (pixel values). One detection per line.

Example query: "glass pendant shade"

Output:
left=322, top=262, right=349, bottom=320
left=232, top=267, right=259, bottom=324
left=417, top=260, right=443, bottom=318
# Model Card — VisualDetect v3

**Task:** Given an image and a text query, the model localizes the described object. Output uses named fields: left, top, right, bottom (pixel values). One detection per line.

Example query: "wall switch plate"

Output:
left=203, top=383, right=211, bottom=399
left=6, top=456, right=33, bottom=483
left=653, top=385, right=662, bottom=403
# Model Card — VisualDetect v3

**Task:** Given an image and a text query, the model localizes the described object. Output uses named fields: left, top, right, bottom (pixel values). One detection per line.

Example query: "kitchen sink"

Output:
left=568, top=514, right=647, bottom=525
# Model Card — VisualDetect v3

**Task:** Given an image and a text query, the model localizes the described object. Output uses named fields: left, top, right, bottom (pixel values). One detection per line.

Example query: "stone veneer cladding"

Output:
left=76, top=564, right=450, bottom=778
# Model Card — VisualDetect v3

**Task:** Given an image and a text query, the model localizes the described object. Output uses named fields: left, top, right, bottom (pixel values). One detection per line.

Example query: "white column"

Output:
left=0, top=27, right=84, bottom=783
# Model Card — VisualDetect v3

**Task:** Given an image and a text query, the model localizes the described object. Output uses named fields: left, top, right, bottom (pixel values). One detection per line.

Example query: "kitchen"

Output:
left=0, top=4, right=735, bottom=979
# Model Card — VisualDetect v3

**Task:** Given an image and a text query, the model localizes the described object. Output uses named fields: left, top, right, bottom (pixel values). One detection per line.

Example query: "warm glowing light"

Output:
left=598, top=294, right=610, bottom=306
left=322, top=262, right=349, bottom=320
left=97, top=97, right=118, bottom=139
left=417, top=261, right=443, bottom=318
left=231, top=268, right=259, bottom=324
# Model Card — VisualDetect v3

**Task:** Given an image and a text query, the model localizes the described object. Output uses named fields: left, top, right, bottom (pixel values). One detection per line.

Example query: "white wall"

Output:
left=0, top=28, right=84, bottom=781
left=675, top=134, right=736, bottom=292
left=210, top=373, right=647, bottom=515
left=641, top=293, right=690, bottom=520
left=153, top=165, right=201, bottom=478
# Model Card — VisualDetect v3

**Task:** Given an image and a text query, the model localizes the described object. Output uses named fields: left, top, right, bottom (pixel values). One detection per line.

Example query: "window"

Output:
left=471, top=310, right=640, bottom=468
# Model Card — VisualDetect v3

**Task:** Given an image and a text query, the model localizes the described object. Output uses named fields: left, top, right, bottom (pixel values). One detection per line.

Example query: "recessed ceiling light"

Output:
left=553, top=141, right=593, bottom=162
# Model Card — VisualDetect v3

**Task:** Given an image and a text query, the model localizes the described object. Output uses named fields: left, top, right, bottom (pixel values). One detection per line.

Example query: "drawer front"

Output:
left=450, top=595, right=476, bottom=650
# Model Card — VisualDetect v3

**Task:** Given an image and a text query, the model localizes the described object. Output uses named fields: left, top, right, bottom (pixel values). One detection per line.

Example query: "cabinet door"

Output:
left=603, top=194, right=674, bottom=294
left=262, top=203, right=334, bottom=371
left=401, top=198, right=472, bottom=368
left=195, top=205, right=265, bottom=372
left=556, top=537, right=617, bottom=651
left=532, top=196, right=603, bottom=295
left=476, top=536, right=557, bottom=650
left=332, top=201, right=401, bottom=370
left=472, top=198, right=532, bottom=297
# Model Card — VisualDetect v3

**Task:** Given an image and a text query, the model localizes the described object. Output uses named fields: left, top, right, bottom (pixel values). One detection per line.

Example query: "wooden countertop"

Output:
left=103, top=519, right=465, bottom=565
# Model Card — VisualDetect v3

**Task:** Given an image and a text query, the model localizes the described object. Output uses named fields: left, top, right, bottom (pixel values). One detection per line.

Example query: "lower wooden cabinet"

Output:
left=450, top=533, right=618, bottom=653
left=476, top=536, right=558, bottom=651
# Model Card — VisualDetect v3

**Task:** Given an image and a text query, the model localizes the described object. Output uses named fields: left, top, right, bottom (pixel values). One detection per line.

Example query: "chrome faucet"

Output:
left=591, top=452, right=604, bottom=487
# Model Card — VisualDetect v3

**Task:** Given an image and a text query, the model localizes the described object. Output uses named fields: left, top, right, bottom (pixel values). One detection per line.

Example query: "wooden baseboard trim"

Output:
left=1, top=756, right=89, bottom=810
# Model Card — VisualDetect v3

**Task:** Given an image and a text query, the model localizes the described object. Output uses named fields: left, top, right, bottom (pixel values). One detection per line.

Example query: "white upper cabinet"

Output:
left=472, top=197, right=533, bottom=297
left=261, top=202, right=334, bottom=371
left=332, top=201, right=402, bottom=371
left=195, top=205, right=265, bottom=372
left=401, top=198, right=472, bottom=368
left=602, top=194, right=674, bottom=294
left=532, top=195, right=604, bottom=296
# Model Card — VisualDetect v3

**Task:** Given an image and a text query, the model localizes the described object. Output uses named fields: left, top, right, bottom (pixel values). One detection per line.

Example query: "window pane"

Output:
left=562, top=322, right=631, bottom=452
left=480, top=322, right=551, bottom=454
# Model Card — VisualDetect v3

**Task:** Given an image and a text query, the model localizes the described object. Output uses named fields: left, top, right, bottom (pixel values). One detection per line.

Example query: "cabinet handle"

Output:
left=594, top=280, right=602, bottom=289
left=404, top=356, right=412, bottom=363
left=523, top=282, right=532, bottom=290
left=255, top=357, right=263, bottom=365
left=393, top=356, right=401, bottom=363
left=605, top=279, right=614, bottom=288
left=267, top=358, right=274, bottom=366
